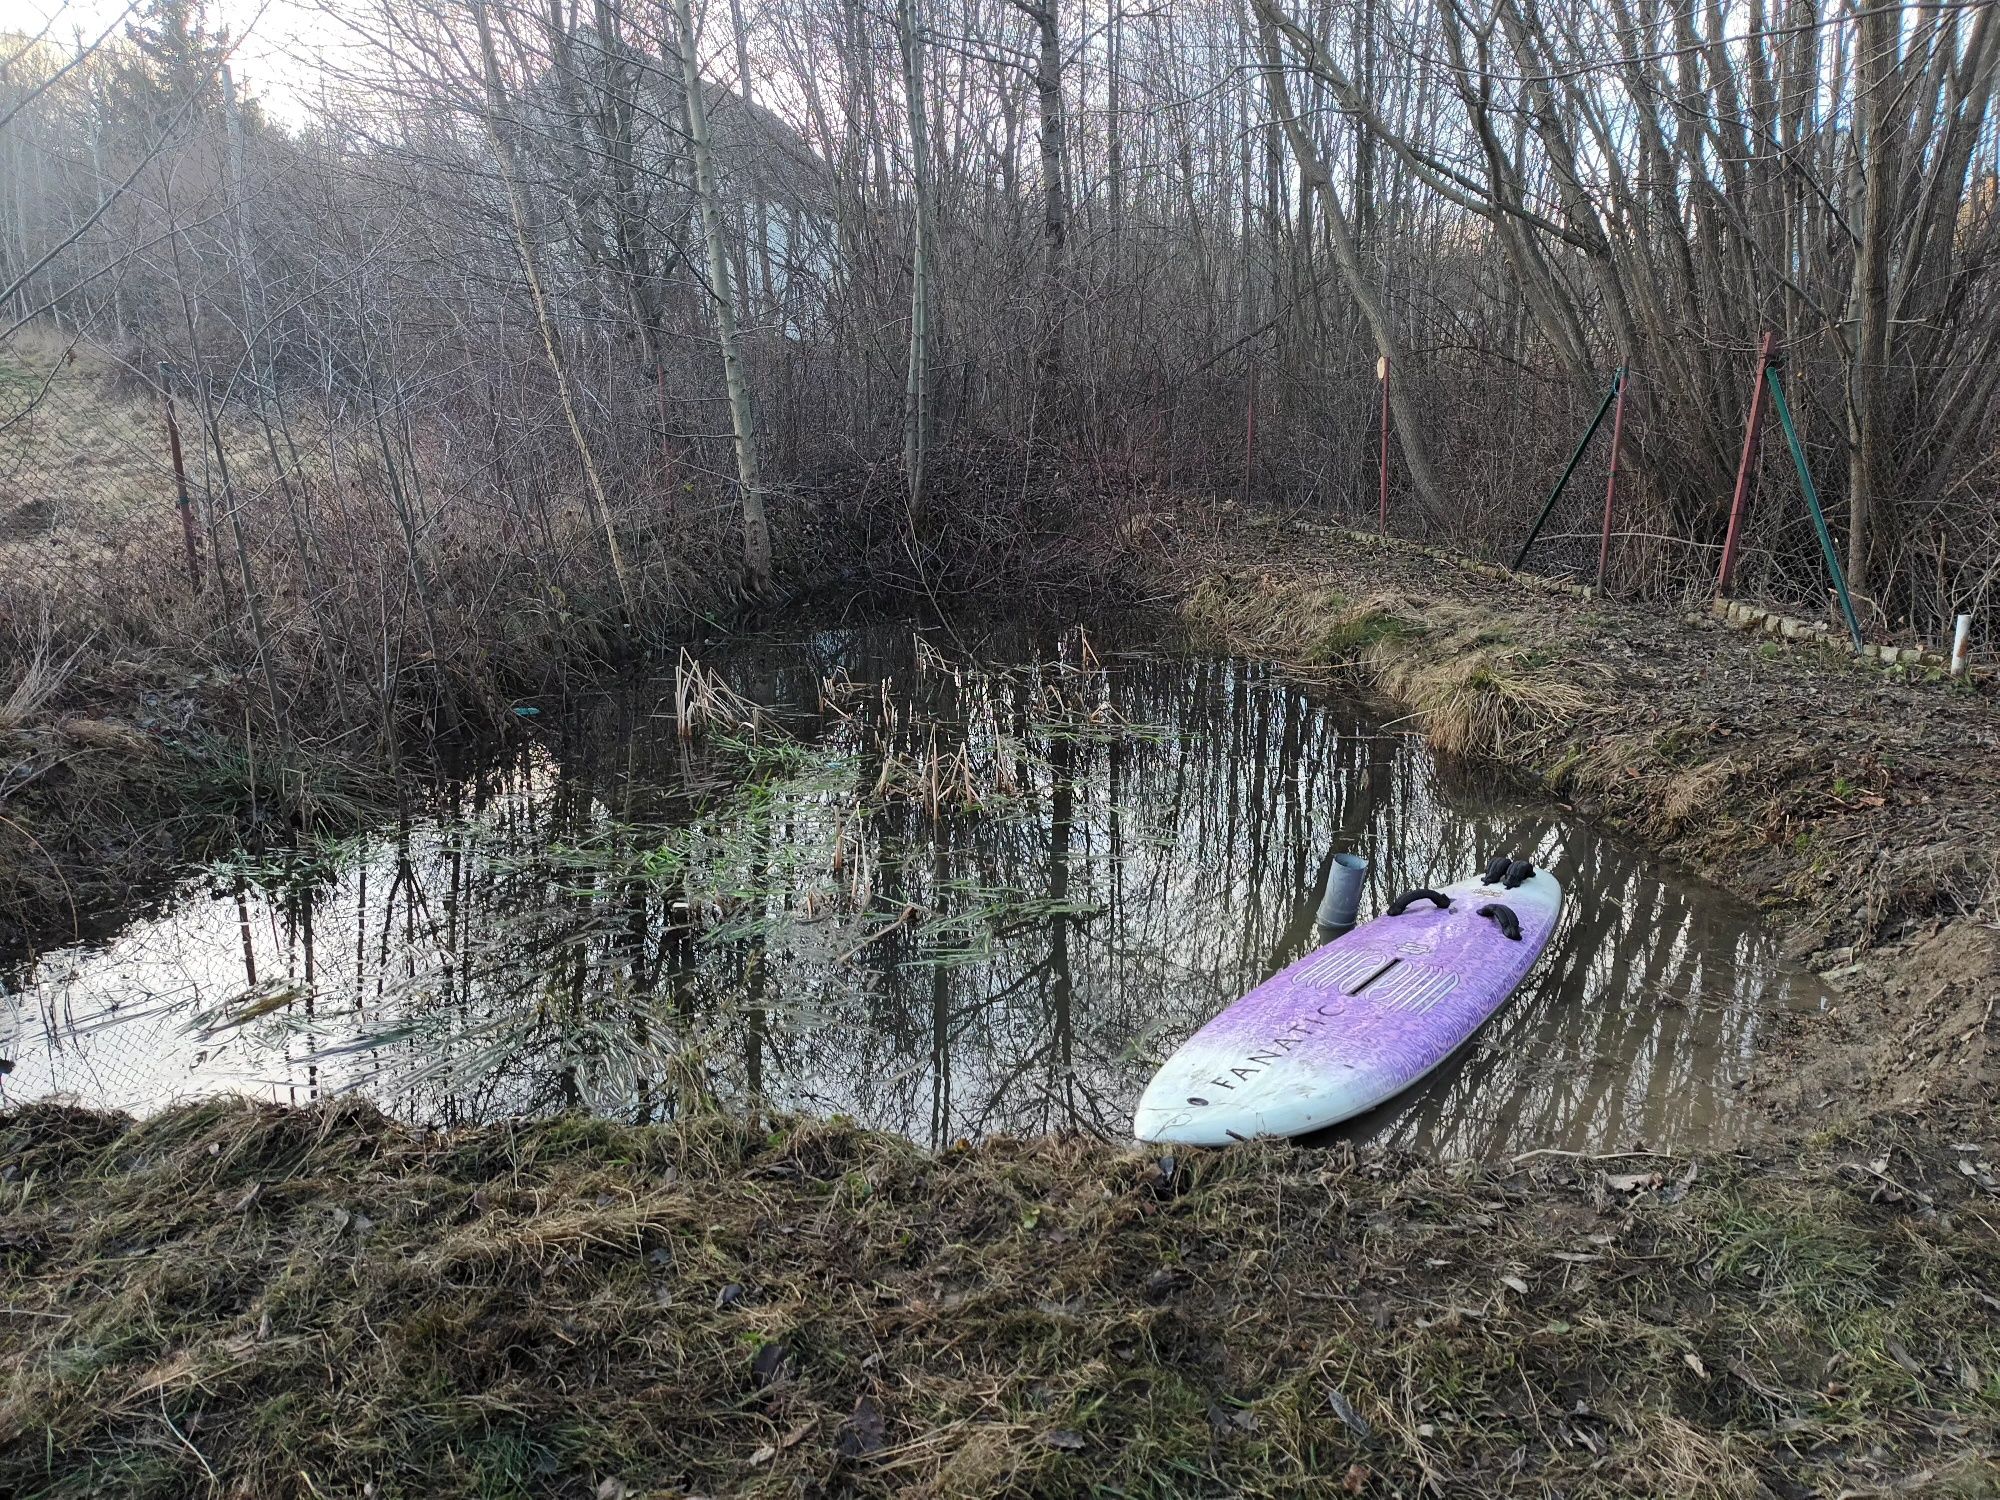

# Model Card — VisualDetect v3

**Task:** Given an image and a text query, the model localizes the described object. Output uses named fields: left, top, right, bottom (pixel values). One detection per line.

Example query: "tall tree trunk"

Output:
left=898, top=0, right=936, bottom=537
left=1846, top=0, right=1903, bottom=601
left=725, top=0, right=774, bottom=310
left=672, top=0, right=775, bottom=597
left=1106, top=0, right=1124, bottom=235
left=1014, top=0, right=1068, bottom=404
left=1251, top=3, right=1445, bottom=523
left=472, top=0, right=640, bottom=624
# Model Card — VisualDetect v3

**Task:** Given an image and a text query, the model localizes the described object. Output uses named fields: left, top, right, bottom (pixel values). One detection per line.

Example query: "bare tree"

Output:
left=671, top=0, right=773, bottom=597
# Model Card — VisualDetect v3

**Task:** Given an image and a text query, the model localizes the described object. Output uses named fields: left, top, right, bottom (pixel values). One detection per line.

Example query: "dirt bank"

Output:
left=1172, top=509, right=2000, bottom=1132
left=3, top=1098, right=1996, bottom=1499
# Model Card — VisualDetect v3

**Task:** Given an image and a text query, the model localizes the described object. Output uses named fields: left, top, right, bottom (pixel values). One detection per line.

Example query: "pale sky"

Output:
left=0, top=0, right=358, bottom=122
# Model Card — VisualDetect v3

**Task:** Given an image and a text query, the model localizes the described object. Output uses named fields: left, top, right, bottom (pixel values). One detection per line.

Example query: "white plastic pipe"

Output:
left=1951, top=613, right=1972, bottom=677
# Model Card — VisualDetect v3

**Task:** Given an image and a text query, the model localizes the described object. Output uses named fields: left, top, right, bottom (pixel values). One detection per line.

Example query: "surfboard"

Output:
left=1133, top=865, right=1563, bottom=1144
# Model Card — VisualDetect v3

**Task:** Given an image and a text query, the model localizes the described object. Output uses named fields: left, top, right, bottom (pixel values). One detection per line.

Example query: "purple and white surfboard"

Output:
left=1133, top=868, right=1563, bottom=1144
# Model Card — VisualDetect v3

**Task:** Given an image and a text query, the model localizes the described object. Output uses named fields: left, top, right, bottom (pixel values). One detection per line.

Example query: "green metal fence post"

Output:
left=1512, top=370, right=1620, bottom=573
left=1764, top=365, right=1865, bottom=651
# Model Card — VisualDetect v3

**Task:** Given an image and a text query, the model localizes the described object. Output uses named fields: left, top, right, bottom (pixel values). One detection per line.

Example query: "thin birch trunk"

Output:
left=898, top=0, right=935, bottom=536
left=1252, top=3, right=1445, bottom=523
left=671, top=0, right=775, bottom=597
left=472, top=0, right=640, bottom=625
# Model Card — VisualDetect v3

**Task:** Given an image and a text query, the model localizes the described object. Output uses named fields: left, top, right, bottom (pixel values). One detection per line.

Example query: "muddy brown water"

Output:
left=1, top=625, right=1827, bottom=1157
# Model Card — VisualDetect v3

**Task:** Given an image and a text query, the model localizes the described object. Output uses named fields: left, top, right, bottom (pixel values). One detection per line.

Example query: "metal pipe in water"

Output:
left=1316, top=852, right=1369, bottom=937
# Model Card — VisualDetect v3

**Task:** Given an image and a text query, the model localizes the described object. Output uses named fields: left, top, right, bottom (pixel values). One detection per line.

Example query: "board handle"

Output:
left=1481, top=854, right=1537, bottom=889
left=1476, top=903, right=1523, bottom=940
left=1386, top=888, right=1452, bottom=916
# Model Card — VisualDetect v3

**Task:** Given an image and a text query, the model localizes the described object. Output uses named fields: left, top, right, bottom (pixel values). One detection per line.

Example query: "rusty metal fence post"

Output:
left=1716, top=332, right=1776, bottom=598
left=1595, top=367, right=1630, bottom=593
left=159, top=361, right=203, bottom=594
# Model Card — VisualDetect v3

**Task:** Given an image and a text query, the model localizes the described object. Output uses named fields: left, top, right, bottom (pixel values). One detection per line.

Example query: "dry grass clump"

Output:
left=1656, top=755, right=1741, bottom=834
left=1187, top=571, right=1594, bottom=760
left=2, top=1098, right=1995, bottom=1499
left=0, top=632, right=82, bottom=734
left=1373, top=648, right=1591, bottom=759
left=674, top=649, right=770, bottom=740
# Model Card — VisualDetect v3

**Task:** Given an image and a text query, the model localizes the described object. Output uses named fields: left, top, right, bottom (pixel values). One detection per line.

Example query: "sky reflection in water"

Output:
left=3, top=625, right=1824, bottom=1156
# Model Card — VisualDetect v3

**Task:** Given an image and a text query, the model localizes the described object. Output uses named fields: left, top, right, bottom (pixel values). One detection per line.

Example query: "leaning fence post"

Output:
left=1716, top=332, right=1776, bottom=597
left=159, top=361, right=203, bottom=594
left=1512, top=369, right=1620, bottom=572
left=1595, top=366, right=1629, bottom=594
left=1764, top=361, right=1865, bottom=652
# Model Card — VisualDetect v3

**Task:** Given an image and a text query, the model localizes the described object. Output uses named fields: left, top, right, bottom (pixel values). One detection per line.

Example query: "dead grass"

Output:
left=1, top=1098, right=1994, bottom=1499
left=1186, top=573, right=1592, bottom=760
left=0, top=631, right=79, bottom=733
left=674, top=649, right=770, bottom=739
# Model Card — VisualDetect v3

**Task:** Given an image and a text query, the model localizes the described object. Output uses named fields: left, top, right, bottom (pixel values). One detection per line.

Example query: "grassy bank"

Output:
left=1178, top=515, right=1997, bottom=941
left=3, top=1098, right=1996, bottom=1498
left=1176, top=511, right=2000, bottom=1128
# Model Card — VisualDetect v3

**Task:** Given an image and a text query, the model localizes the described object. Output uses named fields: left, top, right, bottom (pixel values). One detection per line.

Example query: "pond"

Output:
left=1, top=623, right=1826, bottom=1156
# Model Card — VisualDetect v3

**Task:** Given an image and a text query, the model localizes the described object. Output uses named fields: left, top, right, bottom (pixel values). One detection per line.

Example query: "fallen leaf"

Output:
left=1041, top=1429, right=1086, bottom=1451
left=1604, top=1172, right=1656, bottom=1193
left=1207, top=1403, right=1260, bottom=1435
left=1326, top=1386, right=1373, bottom=1440
left=715, top=1283, right=745, bottom=1310
left=1500, top=1274, right=1529, bottom=1295
left=596, top=1480, right=630, bottom=1500
left=1684, top=1353, right=1708, bottom=1378
left=838, top=1395, right=886, bottom=1458
left=232, top=1182, right=264, bottom=1213
left=751, top=1340, right=790, bottom=1386
left=747, top=1445, right=776, bottom=1467
left=1343, top=1462, right=1370, bottom=1494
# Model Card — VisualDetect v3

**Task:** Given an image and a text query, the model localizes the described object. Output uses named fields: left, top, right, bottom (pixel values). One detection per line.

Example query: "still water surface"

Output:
left=2, top=626, right=1824, bottom=1155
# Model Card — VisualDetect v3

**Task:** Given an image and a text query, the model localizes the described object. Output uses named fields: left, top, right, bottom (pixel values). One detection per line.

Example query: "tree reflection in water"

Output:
left=4, top=625, right=1824, bottom=1156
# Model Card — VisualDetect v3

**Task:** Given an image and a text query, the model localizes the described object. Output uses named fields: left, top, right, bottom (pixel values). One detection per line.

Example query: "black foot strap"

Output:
left=1482, top=856, right=1513, bottom=885
left=1387, top=888, right=1452, bottom=917
left=1477, top=903, right=1523, bottom=940
left=1503, top=860, right=1535, bottom=889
